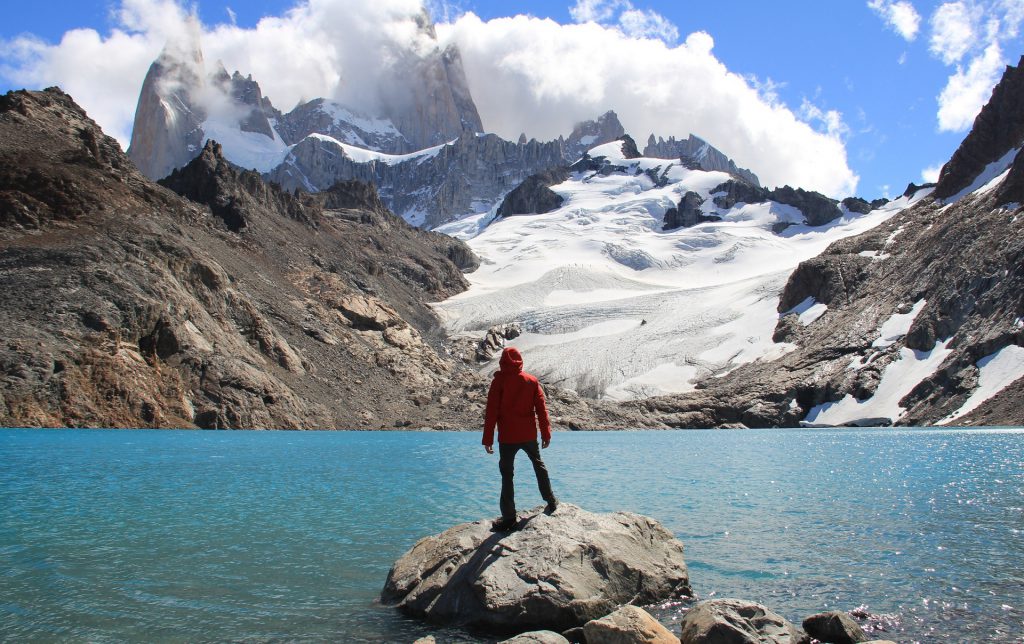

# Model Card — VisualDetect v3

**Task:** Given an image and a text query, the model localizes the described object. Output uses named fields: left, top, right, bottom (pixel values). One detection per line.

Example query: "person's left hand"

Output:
left=484, top=444, right=494, bottom=454
left=542, top=439, right=550, bottom=449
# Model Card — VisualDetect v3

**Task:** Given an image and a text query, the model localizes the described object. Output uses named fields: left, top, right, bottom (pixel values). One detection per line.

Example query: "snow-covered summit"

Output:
left=435, top=140, right=906, bottom=400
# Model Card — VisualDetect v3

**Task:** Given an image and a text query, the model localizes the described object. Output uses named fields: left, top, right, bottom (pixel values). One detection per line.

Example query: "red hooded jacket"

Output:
left=483, top=347, right=552, bottom=446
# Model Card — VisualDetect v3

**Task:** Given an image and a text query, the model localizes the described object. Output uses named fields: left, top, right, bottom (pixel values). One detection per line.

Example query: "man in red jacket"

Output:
left=483, top=346, right=558, bottom=532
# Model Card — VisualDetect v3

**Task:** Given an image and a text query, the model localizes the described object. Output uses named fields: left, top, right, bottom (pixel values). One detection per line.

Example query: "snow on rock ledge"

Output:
left=380, top=504, right=691, bottom=635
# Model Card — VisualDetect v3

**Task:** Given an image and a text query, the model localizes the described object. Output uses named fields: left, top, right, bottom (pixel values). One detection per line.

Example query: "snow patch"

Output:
left=202, top=119, right=290, bottom=172
left=804, top=338, right=954, bottom=426
left=938, top=345, right=1024, bottom=424
left=305, top=133, right=450, bottom=165
left=872, top=300, right=927, bottom=348
left=785, top=296, right=827, bottom=326
left=858, top=250, right=891, bottom=260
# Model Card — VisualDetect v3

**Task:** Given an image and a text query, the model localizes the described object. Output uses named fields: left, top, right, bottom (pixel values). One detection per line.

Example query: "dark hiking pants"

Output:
left=498, top=440, right=555, bottom=521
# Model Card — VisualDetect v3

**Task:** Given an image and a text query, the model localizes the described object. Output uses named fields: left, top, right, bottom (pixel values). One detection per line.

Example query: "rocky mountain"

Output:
left=621, top=58, right=1024, bottom=428
left=126, top=15, right=757, bottom=231
left=644, top=133, right=761, bottom=187
left=128, top=14, right=481, bottom=181
left=0, top=87, right=648, bottom=430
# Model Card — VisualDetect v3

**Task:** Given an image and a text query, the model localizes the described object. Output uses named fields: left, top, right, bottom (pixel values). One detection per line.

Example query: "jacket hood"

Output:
left=499, top=347, right=524, bottom=373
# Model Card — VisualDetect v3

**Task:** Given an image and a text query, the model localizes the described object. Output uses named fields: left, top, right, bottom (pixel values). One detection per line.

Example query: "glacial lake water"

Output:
left=0, top=428, right=1021, bottom=643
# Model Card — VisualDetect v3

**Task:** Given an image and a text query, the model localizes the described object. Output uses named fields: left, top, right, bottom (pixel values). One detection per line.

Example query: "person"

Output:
left=483, top=346, right=558, bottom=532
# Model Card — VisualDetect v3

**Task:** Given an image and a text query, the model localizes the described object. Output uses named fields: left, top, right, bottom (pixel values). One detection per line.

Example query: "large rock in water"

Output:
left=381, top=504, right=691, bottom=634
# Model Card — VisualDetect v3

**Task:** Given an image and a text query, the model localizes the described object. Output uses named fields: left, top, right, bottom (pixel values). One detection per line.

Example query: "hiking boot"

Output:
left=544, top=498, right=559, bottom=514
left=491, top=517, right=517, bottom=532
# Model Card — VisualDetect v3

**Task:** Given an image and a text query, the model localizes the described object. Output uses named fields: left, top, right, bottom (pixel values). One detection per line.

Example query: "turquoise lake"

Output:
left=1, top=427, right=1021, bottom=642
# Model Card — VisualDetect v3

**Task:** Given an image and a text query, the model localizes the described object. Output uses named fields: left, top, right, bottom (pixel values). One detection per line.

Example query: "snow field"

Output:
left=436, top=141, right=903, bottom=399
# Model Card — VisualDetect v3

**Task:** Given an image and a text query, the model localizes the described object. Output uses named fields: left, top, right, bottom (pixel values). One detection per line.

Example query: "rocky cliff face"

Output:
left=267, top=131, right=579, bottom=228
left=934, top=55, right=1024, bottom=200
left=1, top=88, right=643, bottom=430
left=126, top=40, right=208, bottom=181
left=128, top=13, right=482, bottom=181
left=629, top=62, right=1024, bottom=428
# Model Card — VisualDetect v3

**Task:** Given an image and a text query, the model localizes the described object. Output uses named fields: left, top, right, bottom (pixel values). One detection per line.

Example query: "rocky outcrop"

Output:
left=380, top=503, right=690, bottom=634
left=711, top=180, right=768, bottom=209
left=664, top=191, right=716, bottom=230
left=476, top=323, right=522, bottom=362
left=497, top=168, right=571, bottom=218
left=583, top=605, right=678, bottom=644
left=644, top=134, right=760, bottom=187
left=802, top=611, right=868, bottom=643
left=841, top=197, right=873, bottom=214
left=711, top=181, right=841, bottom=226
left=566, top=111, right=626, bottom=162
left=768, top=185, right=842, bottom=226
left=934, top=55, right=1024, bottom=200
left=678, top=598, right=809, bottom=644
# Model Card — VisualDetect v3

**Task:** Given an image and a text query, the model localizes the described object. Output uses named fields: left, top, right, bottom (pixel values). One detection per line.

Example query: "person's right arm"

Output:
left=483, top=375, right=502, bottom=452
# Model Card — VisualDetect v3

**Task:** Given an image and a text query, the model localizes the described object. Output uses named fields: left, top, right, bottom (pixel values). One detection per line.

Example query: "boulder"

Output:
left=381, top=504, right=691, bottom=634
left=801, top=611, right=868, bottom=643
left=583, top=605, right=679, bottom=643
left=476, top=323, right=523, bottom=362
left=501, top=631, right=572, bottom=644
left=678, top=598, right=808, bottom=644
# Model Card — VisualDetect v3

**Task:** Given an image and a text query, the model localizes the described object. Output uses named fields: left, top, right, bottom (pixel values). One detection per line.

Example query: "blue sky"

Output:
left=2, top=0, right=1022, bottom=200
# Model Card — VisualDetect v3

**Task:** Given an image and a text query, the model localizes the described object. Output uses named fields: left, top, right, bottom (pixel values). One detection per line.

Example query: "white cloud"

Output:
left=800, top=98, right=850, bottom=141
left=925, top=0, right=1023, bottom=132
left=570, top=0, right=629, bottom=24
left=569, top=0, right=678, bottom=43
left=929, top=1, right=978, bottom=63
left=0, top=0, right=859, bottom=196
left=921, top=163, right=943, bottom=182
left=868, top=0, right=922, bottom=40
left=936, top=41, right=1006, bottom=131
left=442, top=13, right=857, bottom=195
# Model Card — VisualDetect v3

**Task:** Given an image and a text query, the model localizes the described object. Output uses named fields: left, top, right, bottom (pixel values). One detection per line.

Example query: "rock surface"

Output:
left=934, top=55, right=1024, bottom=200
left=381, top=504, right=691, bottom=634
left=644, top=134, right=760, bottom=187
left=802, top=611, right=867, bottom=643
left=678, top=598, right=808, bottom=644
left=497, top=168, right=571, bottom=218
left=583, top=605, right=679, bottom=644
left=501, top=631, right=572, bottom=644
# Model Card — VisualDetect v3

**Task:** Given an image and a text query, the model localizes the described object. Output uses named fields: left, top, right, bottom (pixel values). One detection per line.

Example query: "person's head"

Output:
left=499, top=346, right=524, bottom=373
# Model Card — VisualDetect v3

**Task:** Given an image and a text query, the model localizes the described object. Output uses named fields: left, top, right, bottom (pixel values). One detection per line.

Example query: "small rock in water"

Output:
left=678, top=598, right=808, bottom=644
left=802, top=610, right=868, bottom=643
left=500, top=631, right=571, bottom=643
left=583, top=605, right=678, bottom=643
left=381, top=503, right=690, bottom=634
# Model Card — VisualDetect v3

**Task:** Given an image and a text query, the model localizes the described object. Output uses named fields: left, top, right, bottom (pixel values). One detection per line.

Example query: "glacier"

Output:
left=436, top=140, right=910, bottom=400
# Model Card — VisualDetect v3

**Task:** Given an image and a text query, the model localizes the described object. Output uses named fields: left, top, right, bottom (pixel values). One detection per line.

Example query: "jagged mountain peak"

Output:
left=934, top=55, right=1024, bottom=200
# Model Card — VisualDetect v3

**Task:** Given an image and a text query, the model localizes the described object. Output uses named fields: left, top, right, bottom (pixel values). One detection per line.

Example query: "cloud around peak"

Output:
left=0, top=0, right=859, bottom=196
